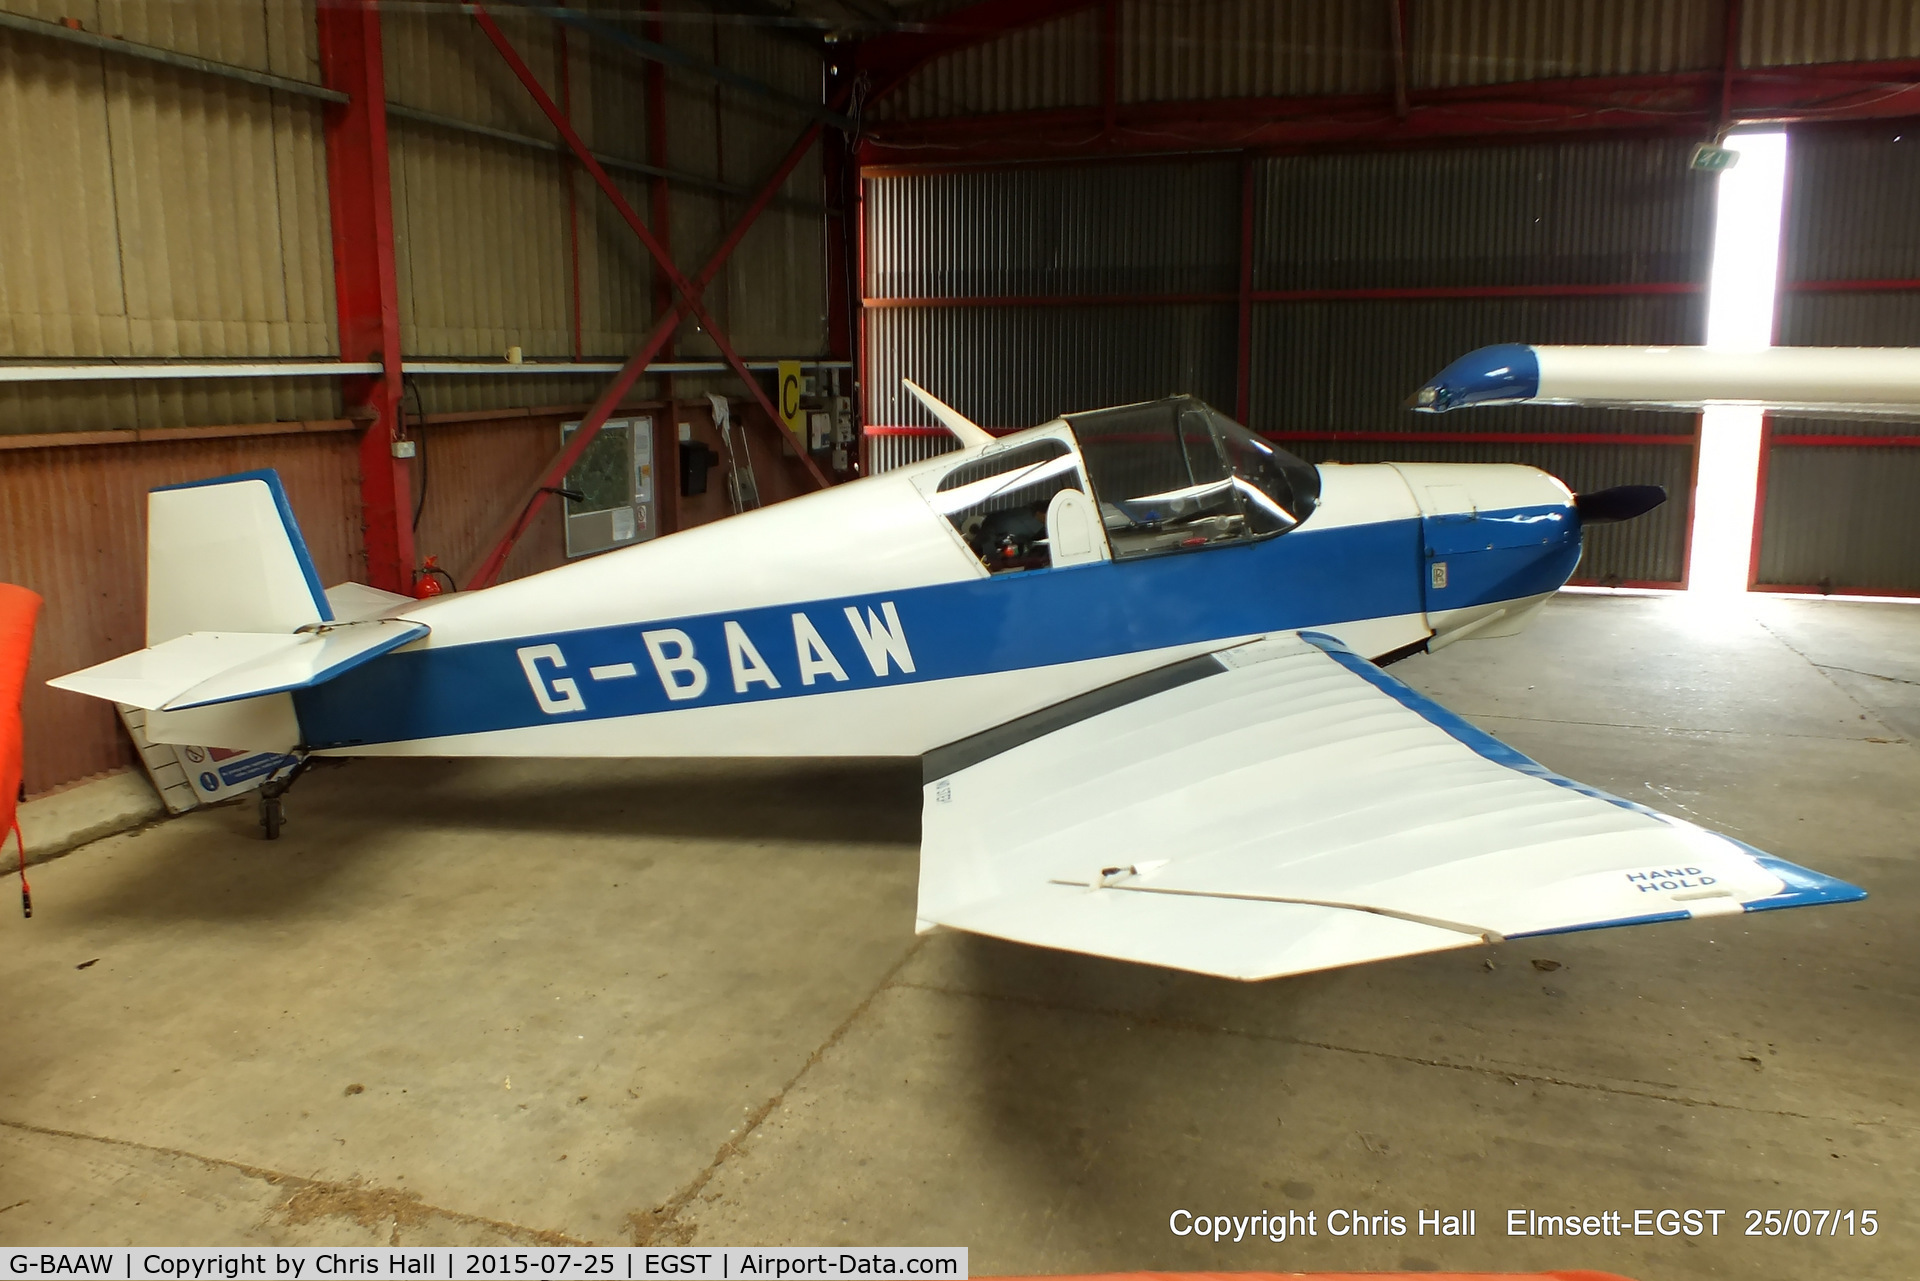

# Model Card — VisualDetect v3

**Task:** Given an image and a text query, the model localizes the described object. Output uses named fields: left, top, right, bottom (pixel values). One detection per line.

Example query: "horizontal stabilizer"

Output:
left=325, top=581, right=417, bottom=623
left=919, top=632, right=1861, bottom=981
left=1413, top=344, right=1920, bottom=419
left=49, top=618, right=426, bottom=712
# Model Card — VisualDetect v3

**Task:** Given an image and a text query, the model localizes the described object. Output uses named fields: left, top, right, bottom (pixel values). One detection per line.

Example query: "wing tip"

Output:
left=1412, top=343, right=1542, bottom=413
left=1741, top=854, right=1868, bottom=911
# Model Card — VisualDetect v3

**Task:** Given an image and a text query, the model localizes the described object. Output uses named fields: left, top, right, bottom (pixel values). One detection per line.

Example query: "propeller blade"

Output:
left=1574, top=484, right=1667, bottom=524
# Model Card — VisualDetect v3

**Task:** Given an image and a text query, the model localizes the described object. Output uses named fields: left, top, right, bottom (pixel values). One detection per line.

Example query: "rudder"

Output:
left=146, top=469, right=332, bottom=645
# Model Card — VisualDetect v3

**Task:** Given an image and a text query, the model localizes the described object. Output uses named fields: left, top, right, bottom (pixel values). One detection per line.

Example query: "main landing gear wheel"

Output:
left=255, top=756, right=309, bottom=841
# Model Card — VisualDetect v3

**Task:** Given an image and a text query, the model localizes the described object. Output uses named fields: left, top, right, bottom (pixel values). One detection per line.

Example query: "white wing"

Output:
left=918, top=632, right=1861, bottom=981
left=1413, top=344, right=1920, bottom=419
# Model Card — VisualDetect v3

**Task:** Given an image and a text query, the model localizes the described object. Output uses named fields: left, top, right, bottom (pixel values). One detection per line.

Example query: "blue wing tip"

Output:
left=1412, top=343, right=1541, bottom=413
left=1744, top=855, right=1868, bottom=911
left=1299, top=630, right=1869, bottom=918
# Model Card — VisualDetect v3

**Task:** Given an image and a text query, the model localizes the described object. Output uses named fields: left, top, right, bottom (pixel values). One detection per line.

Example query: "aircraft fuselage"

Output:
left=291, top=430, right=1582, bottom=761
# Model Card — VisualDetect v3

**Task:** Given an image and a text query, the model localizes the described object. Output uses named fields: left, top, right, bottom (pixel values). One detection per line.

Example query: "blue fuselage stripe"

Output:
left=297, top=507, right=1581, bottom=749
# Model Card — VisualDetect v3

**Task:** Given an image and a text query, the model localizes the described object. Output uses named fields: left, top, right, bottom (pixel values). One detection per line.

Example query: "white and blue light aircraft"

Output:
left=53, top=357, right=1879, bottom=981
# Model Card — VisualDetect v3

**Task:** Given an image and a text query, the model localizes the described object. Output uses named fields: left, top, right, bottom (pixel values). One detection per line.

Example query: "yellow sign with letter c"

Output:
left=777, top=360, right=804, bottom=436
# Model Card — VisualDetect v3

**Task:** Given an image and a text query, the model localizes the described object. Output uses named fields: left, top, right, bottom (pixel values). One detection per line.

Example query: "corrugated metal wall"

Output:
left=868, top=8, right=1100, bottom=121
left=1758, top=122, right=1920, bottom=592
left=0, top=0, right=340, bottom=434
left=1, top=4, right=835, bottom=793
left=863, top=135, right=1709, bottom=584
left=864, top=158, right=1238, bottom=432
left=1740, top=0, right=1920, bottom=65
left=876, top=0, right=1920, bottom=122
left=1122, top=0, right=1391, bottom=100
left=665, top=22, right=831, bottom=367
left=0, top=1, right=832, bottom=429
left=384, top=8, right=830, bottom=416
left=1410, top=0, right=1720, bottom=86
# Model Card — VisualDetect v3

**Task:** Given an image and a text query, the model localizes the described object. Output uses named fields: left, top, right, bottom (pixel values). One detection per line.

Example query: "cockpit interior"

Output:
left=925, top=397, right=1322, bottom=574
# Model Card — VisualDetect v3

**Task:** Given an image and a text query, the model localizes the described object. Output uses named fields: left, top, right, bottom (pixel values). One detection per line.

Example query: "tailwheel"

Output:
left=254, top=756, right=309, bottom=840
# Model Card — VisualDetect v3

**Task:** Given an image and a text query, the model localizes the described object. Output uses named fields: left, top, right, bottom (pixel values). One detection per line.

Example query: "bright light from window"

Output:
left=1690, top=131, right=1789, bottom=595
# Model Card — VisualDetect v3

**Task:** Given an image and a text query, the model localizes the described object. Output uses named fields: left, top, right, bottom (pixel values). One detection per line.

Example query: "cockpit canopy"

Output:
left=1065, top=396, right=1320, bottom=559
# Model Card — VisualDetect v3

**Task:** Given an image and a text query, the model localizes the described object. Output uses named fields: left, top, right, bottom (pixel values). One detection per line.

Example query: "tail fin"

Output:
left=49, top=471, right=427, bottom=730
left=146, top=470, right=332, bottom=645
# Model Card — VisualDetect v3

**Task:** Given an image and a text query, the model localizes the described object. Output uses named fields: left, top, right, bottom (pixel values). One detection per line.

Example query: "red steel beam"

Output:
left=460, top=36, right=844, bottom=589
left=1099, top=0, right=1118, bottom=138
left=316, top=0, right=415, bottom=593
left=643, top=5, right=674, bottom=333
left=558, top=16, right=583, bottom=359
left=1747, top=408, right=1772, bottom=590
left=1751, top=582, right=1920, bottom=598
left=468, top=3, right=830, bottom=488
left=1770, top=433, right=1920, bottom=446
left=1784, top=277, right=1920, bottom=292
left=855, top=158, right=870, bottom=477
left=1234, top=157, right=1254, bottom=421
left=864, top=282, right=1706, bottom=308
left=1718, top=0, right=1743, bottom=135
left=862, top=280, right=1920, bottom=308
left=856, top=59, right=1920, bottom=166
left=1388, top=0, right=1409, bottom=121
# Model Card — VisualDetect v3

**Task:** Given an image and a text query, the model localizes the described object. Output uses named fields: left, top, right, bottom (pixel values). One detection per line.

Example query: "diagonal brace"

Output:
left=460, top=14, right=846, bottom=588
left=471, top=1, right=823, bottom=480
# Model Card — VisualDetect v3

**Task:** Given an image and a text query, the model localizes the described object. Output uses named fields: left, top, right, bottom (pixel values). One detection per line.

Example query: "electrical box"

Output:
left=561, top=416, right=658, bottom=558
left=831, top=396, right=854, bottom=445
left=680, top=441, right=720, bottom=496
left=808, top=411, right=832, bottom=452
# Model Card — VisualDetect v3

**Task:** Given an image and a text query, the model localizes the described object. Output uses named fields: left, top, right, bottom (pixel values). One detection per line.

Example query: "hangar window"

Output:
left=1066, top=397, right=1319, bottom=559
left=930, top=438, right=1092, bottom=574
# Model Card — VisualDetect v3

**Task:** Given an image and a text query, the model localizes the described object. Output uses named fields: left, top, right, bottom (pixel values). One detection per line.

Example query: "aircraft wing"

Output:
left=1411, top=344, right=1920, bottom=419
left=917, top=632, right=1861, bottom=981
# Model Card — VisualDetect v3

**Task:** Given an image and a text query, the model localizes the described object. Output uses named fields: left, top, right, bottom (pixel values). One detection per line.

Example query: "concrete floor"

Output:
left=1, top=593, right=1914, bottom=1277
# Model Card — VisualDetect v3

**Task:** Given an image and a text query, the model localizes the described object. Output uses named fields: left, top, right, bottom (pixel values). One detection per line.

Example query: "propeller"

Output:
left=1574, top=484, right=1667, bottom=524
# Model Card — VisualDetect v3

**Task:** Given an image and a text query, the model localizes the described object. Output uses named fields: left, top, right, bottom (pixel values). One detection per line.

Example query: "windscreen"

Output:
left=1065, top=397, right=1319, bottom=558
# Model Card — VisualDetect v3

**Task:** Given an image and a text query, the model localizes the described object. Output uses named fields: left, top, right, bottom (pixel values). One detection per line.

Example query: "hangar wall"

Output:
left=863, top=137, right=1709, bottom=587
left=858, top=0, right=1920, bottom=595
left=870, top=0, right=1920, bottom=119
left=1762, top=122, right=1920, bottom=594
left=0, top=1, right=835, bottom=796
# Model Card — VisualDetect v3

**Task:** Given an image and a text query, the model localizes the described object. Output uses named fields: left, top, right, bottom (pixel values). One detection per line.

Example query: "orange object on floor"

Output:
left=0, top=583, right=44, bottom=903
